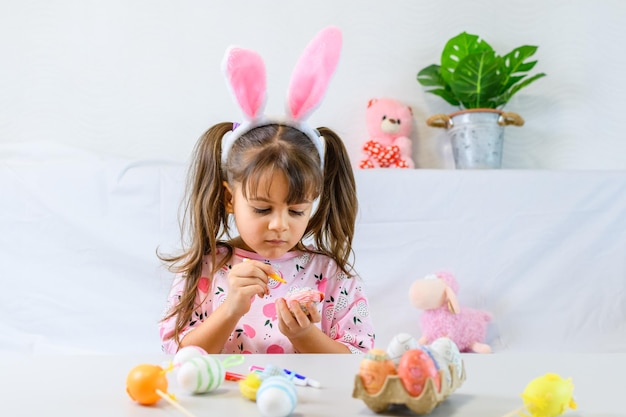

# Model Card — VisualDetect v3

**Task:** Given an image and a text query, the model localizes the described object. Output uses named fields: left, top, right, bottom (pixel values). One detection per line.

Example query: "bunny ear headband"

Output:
left=221, top=26, right=343, bottom=167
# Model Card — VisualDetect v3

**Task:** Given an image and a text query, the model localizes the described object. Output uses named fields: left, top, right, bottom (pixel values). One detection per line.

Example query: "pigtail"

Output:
left=159, top=122, right=234, bottom=345
left=307, top=127, right=358, bottom=275
left=184, top=122, right=234, bottom=271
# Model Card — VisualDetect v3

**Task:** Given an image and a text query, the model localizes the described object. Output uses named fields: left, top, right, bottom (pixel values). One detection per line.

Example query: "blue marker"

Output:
left=249, top=365, right=321, bottom=388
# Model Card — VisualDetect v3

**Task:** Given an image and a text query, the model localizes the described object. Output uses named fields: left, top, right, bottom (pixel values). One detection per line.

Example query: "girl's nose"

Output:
left=268, top=211, right=288, bottom=231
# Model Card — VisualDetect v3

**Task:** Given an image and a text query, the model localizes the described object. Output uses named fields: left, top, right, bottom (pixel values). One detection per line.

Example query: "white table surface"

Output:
left=1, top=352, right=623, bottom=417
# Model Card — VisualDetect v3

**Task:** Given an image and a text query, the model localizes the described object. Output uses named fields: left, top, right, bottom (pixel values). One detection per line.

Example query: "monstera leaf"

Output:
left=417, top=32, right=546, bottom=110
left=449, top=51, right=504, bottom=109
left=439, top=32, right=493, bottom=86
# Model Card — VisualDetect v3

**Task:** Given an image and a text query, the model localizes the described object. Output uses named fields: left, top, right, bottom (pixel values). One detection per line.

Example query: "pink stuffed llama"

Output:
left=409, top=271, right=492, bottom=353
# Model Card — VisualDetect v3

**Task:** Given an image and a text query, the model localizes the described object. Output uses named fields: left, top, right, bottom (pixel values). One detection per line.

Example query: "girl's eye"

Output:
left=290, top=210, right=306, bottom=216
left=253, top=208, right=270, bottom=214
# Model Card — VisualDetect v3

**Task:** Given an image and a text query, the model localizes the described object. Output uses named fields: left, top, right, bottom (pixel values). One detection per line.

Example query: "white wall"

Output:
left=1, top=0, right=625, bottom=169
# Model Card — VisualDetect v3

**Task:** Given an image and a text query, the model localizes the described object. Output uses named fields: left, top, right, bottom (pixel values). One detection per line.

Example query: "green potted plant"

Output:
left=417, top=32, right=546, bottom=168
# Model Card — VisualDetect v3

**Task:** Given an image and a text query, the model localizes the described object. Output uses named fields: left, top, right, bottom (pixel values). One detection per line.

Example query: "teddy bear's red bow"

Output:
left=359, top=140, right=410, bottom=169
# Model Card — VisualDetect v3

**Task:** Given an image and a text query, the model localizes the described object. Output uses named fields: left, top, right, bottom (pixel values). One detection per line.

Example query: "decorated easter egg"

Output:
left=285, top=286, right=324, bottom=314
left=420, top=344, right=451, bottom=387
left=522, top=373, right=577, bottom=417
left=397, top=349, right=440, bottom=397
left=429, top=337, right=463, bottom=379
left=239, top=372, right=263, bottom=401
left=177, top=355, right=224, bottom=394
left=126, top=364, right=168, bottom=405
left=358, top=348, right=397, bottom=394
left=256, top=375, right=298, bottom=417
left=386, top=332, right=419, bottom=364
left=173, top=345, right=207, bottom=366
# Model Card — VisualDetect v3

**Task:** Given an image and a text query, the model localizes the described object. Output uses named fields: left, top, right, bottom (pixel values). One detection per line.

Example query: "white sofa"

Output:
left=2, top=143, right=625, bottom=354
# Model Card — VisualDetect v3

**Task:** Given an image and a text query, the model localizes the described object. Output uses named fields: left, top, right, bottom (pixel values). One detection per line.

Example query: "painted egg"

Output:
left=420, top=344, right=451, bottom=387
left=126, top=364, right=168, bottom=405
left=522, top=373, right=577, bottom=417
left=177, top=355, right=224, bottom=393
left=397, top=349, right=440, bottom=397
left=173, top=345, right=208, bottom=366
left=429, top=337, right=463, bottom=379
left=256, top=375, right=298, bottom=417
left=386, top=332, right=419, bottom=365
left=285, top=287, right=324, bottom=314
left=358, top=348, right=397, bottom=394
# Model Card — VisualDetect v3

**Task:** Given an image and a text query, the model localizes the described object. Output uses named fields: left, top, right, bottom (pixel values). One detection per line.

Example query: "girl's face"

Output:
left=224, top=172, right=313, bottom=259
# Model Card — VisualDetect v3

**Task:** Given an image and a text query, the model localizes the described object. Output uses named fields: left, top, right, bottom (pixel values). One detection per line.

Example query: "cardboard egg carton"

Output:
left=352, top=362, right=465, bottom=414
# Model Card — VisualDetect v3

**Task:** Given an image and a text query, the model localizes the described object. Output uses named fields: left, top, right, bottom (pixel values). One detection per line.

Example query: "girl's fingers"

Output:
left=288, top=300, right=311, bottom=327
left=277, top=299, right=298, bottom=327
left=305, top=302, right=321, bottom=323
left=228, top=264, right=269, bottom=294
left=228, top=276, right=267, bottom=300
left=241, top=259, right=274, bottom=283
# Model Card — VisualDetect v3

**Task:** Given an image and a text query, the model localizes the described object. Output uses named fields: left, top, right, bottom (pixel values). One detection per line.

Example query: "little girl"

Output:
left=159, top=27, right=375, bottom=354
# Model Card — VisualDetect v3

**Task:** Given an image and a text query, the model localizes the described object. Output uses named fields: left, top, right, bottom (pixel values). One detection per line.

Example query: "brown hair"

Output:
left=159, top=122, right=358, bottom=345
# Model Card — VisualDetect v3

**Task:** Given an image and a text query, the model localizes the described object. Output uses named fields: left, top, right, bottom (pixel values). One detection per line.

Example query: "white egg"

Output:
left=419, top=345, right=451, bottom=387
left=256, top=376, right=298, bottom=417
left=429, top=337, right=463, bottom=379
left=173, top=345, right=207, bottom=366
left=177, top=355, right=224, bottom=393
left=386, top=332, right=419, bottom=364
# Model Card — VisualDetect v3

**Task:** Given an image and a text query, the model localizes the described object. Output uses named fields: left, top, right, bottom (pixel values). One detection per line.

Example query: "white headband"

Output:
left=221, top=26, right=343, bottom=168
left=220, top=118, right=326, bottom=167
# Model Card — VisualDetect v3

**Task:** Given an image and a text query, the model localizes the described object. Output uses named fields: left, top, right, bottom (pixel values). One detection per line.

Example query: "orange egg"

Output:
left=397, top=349, right=440, bottom=397
left=126, top=364, right=168, bottom=405
left=358, top=348, right=397, bottom=394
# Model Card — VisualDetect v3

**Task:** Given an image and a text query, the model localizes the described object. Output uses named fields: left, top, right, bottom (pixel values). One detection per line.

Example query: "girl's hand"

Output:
left=275, top=298, right=321, bottom=340
left=224, top=260, right=273, bottom=317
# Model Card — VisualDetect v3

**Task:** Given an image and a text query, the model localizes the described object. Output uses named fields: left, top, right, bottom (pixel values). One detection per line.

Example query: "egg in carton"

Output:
left=352, top=362, right=465, bottom=414
left=352, top=341, right=465, bottom=415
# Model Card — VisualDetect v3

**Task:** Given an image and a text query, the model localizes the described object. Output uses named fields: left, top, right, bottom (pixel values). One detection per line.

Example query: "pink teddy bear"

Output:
left=409, top=271, right=492, bottom=353
left=359, top=98, right=415, bottom=169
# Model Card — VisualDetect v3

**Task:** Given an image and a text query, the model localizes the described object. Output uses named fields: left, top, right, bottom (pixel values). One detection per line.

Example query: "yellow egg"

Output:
left=358, top=348, right=397, bottom=394
left=239, top=373, right=262, bottom=401
left=522, top=373, right=577, bottom=417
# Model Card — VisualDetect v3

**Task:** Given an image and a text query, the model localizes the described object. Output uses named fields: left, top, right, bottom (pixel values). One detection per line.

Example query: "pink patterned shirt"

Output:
left=159, top=246, right=375, bottom=354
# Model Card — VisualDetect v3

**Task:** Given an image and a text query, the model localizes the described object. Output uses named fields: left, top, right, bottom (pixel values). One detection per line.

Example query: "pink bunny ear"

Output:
left=287, top=26, right=342, bottom=121
left=222, top=47, right=267, bottom=120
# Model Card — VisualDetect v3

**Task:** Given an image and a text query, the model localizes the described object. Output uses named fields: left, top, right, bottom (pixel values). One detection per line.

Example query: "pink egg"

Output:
left=397, top=349, right=440, bottom=397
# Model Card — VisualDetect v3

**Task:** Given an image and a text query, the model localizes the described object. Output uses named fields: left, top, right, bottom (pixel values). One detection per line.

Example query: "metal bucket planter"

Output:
left=427, top=109, right=524, bottom=169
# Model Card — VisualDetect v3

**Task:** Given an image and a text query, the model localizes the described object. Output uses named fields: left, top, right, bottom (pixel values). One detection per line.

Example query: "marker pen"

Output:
left=225, top=371, right=246, bottom=381
left=249, top=365, right=321, bottom=388
left=283, top=368, right=321, bottom=388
